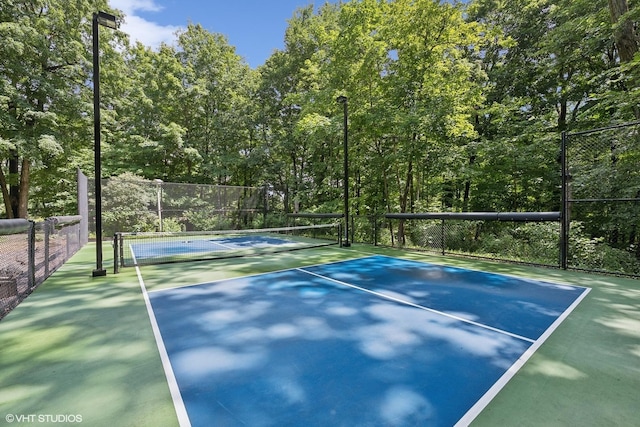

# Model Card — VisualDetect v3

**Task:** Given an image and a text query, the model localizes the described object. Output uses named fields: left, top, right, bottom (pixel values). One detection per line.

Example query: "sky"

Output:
left=108, top=0, right=337, bottom=68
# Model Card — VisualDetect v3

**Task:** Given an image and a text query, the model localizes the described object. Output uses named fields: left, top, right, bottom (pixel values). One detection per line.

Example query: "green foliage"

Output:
left=160, top=217, right=183, bottom=233
left=183, top=210, right=233, bottom=232
left=405, top=219, right=640, bottom=274
left=0, top=0, right=117, bottom=217
left=1, top=0, right=638, bottom=273
left=407, top=221, right=562, bottom=265
left=101, top=173, right=157, bottom=235
left=569, top=223, right=640, bottom=274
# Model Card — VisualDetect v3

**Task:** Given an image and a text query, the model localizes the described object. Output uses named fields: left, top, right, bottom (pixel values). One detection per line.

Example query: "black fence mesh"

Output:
left=373, top=217, right=561, bottom=267
left=1, top=216, right=83, bottom=320
left=565, top=122, right=640, bottom=276
left=0, top=229, right=32, bottom=318
left=86, top=177, right=265, bottom=236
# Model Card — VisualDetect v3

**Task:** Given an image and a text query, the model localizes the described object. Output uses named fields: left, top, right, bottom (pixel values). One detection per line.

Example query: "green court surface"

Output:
left=1, top=242, right=639, bottom=426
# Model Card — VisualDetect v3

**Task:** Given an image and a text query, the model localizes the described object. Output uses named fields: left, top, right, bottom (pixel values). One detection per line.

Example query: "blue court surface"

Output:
left=132, top=235, right=292, bottom=259
left=144, top=255, right=589, bottom=426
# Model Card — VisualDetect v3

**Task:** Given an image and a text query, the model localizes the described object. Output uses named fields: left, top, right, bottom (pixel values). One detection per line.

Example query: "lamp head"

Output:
left=95, top=11, right=118, bottom=29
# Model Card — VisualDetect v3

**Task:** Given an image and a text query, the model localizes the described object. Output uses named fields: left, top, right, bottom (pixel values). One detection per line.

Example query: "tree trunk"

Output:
left=609, top=0, right=640, bottom=118
left=0, top=156, right=30, bottom=219
left=609, top=0, right=638, bottom=63
left=463, top=154, right=476, bottom=212
left=0, top=164, right=13, bottom=218
left=9, top=154, right=19, bottom=217
left=397, top=159, right=413, bottom=246
left=17, top=159, right=30, bottom=218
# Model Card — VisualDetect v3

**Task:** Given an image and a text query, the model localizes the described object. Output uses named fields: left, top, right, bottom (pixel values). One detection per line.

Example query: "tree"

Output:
left=176, top=24, right=258, bottom=185
left=608, top=0, right=639, bottom=118
left=256, top=4, right=341, bottom=213
left=106, top=42, right=192, bottom=180
left=465, top=0, right=624, bottom=213
left=0, top=0, right=116, bottom=218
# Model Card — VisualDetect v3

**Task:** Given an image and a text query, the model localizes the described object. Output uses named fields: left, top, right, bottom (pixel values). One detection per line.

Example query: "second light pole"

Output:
left=92, top=11, right=118, bottom=277
left=336, top=95, right=350, bottom=247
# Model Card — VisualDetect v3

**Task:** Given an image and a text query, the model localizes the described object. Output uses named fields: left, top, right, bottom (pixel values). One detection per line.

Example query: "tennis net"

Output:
left=114, top=223, right=341, bottom=271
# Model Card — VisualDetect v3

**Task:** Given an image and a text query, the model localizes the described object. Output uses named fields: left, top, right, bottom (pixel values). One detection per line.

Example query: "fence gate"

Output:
left=562, top=121, right=640, bottom=276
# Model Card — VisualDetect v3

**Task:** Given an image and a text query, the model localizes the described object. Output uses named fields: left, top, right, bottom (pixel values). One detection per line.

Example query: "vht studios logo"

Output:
left=5, top=414, right=83, bottom=423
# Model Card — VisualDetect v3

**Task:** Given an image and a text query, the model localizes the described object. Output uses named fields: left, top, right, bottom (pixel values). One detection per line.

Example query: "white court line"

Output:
left=133, top=248, right=192, bottom=427
left=298, top=265, right=591, bottom=426
left=205, top=239, right=236, bottom=250
left=454, top=286, right=591, bottom=426
left=296, top=267, right=536, bottom=344
left=137, top=251, right=589, bottom=426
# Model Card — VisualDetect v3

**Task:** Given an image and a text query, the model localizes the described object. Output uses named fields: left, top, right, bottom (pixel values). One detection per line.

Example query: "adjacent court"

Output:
left=140, top=255, right=589, bottom=426
left=116, top=224, right=340, bottom=268
left=131, top=235, right=294, bottom=260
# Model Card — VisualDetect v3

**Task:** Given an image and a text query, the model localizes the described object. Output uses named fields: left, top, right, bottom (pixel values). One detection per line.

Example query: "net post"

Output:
left=113, top=233, right=119, bottom=274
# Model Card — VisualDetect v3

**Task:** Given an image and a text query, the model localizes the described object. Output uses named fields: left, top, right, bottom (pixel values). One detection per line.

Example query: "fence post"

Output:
left=373, top=215, right=378, bottom=246
left=28, top=220, right=36, bottom=290
left=66, top=224, right=71, bottom=261
left=560, top=131, right=569, bottom=269
left=441, top=219, right=446, bottom=256
left=44, top=219, right=52, bottom=277
left=351, top=216, right=355, bottom=245
left=77, top=168, right=89, bottom=246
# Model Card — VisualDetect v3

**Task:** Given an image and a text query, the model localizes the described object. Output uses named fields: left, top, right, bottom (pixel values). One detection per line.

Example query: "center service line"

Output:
left=297, top=267, right=535, bottom=344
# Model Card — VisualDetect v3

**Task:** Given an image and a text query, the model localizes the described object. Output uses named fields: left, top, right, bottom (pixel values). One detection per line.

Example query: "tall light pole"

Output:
left=92, top=11, right=117, bottom=277
left=336, top=95, right=350, bottom=247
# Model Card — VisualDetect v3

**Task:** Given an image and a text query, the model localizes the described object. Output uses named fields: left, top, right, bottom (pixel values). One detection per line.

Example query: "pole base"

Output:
left=92, top=269, right=107, bottom=277
left=342, top=241, right=351, bottom=248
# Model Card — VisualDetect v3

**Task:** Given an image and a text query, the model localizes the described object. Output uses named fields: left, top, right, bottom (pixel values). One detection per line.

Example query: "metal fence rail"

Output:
left=0, top=216, right=83, bottom=320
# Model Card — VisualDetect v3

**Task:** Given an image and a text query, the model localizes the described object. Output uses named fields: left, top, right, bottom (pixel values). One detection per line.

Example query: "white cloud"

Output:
left=109, top=0, right=182, bottom=49
left=110, top=0, right=162, bottom=13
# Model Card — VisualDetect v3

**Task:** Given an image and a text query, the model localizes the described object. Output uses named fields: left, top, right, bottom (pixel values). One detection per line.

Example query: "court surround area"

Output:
left=0, top=242, right=638, bottom=426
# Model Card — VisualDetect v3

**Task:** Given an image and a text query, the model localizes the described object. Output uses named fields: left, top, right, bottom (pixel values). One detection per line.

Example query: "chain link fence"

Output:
left=369, top=215, right=561, bottom=267
left=1, top=216, right=83, bottom=320
left=563, top=121, right=640, bottom=276
left=74, top=122, right=640, bottom=278
left=86, top=176, right=266, bottom=236
left=344, top=122, right=640, bottom=277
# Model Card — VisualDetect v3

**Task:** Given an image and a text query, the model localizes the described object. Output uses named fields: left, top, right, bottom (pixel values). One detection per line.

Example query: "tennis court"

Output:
left=116, top=224, right=340, bottom=267
left=131, top=235, right=293, bottom=260
left=136, top=245, right=588, bottom=426
left=1, top=241, right=638, bottom=427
